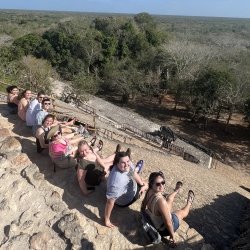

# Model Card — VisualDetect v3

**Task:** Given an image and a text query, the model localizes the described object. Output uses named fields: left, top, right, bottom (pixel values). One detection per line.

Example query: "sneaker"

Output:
left=135, top=160, right=144, bottom=173
left=115, top=144, right=121, bottom=153
left=77, top=125, right=85, bottom=135
left=126, top=148, right=131, bottom=159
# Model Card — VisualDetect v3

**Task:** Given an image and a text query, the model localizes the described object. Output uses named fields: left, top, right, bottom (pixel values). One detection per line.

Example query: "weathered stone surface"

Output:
left=1, top=233, right=30, bottom=249
left=0, top=136, right=21, bottom=153
left=57, top=213, right=92, bottom=248
left=186, top=228, right=204, bottom=245
left=21, top=164, right=45, bottom=188
left=0, top=128, right=11, bottom=142
left=30, top=230, right=66, bottom=250
left=0, top=157, right=11, bottom=169
left=10, top=153, right=32, bottom=168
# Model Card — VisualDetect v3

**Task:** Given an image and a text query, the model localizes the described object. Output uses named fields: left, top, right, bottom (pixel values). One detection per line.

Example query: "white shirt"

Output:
left=26, top=99, right=41, bottom=126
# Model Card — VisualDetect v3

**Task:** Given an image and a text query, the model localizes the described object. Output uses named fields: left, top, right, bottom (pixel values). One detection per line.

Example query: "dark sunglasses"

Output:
left=44, top=102, right=51, bottom=105
left=53, top=131, right=61, bottom=137
left=155, top=181, right=165, bottom=187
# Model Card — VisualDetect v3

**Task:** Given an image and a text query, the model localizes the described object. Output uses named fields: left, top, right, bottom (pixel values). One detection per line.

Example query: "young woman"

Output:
left=35, top=114, right=55, bottom=153
left=141, top=171, right=195, bottom=246
left=18, top=89, right=32, bottom=121
left=6, top=85, right=19, bottom=114
left=76, top=140, right=116, bottom=195
left=48, top=125, right=83, bottom=169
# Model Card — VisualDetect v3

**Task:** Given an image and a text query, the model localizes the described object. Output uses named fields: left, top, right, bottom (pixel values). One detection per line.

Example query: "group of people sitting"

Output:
left=6, top=85, right=195, bottom=246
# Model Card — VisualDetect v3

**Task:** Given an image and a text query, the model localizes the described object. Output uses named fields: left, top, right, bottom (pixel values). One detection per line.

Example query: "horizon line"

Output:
left=1, top=8, right=250, bottom=20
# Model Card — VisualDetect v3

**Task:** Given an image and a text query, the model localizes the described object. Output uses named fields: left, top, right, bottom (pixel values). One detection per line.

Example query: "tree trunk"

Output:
left=174, top=98, right=178, bottom=111
left=216, top=106, right=222, bottom=122
left=225, top=106, right=233, bottom=132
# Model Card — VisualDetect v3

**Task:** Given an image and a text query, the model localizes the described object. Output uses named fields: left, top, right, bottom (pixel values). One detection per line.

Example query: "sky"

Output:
left=0, top=0, right=249, bottom=19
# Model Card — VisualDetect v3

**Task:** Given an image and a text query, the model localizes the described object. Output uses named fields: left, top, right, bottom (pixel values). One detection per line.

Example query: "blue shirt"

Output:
left=106, top=163, right=137, bottom=206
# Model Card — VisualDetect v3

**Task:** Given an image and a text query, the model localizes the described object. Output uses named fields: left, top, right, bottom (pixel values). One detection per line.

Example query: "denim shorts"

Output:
left=159, top=213, right=180, bottom=236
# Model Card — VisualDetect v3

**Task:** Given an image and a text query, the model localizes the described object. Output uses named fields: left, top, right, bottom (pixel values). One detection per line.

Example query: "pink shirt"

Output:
left=49, top=138, right=72, bottom=160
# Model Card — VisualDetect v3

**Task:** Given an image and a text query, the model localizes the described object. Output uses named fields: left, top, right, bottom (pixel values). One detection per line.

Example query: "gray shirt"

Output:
left=106, top=164, right=137, bottom=206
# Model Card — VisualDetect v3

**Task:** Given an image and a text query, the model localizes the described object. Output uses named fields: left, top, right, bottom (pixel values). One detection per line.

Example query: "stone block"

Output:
left=21, top=164, right=45, bottom=188
left=0, top=128, right=11, bottom=142
left=30, top=230, right=66, bottom=250
left=0, top=136, right=22, bottom=153
left=10, top=153, right=32, bottom=168
left=57, top=213, right=88, bottom=247
left=186, top=228, right=204, bottom=245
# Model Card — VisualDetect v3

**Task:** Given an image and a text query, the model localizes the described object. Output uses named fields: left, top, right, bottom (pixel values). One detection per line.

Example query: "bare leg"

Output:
left=69, top=135, right=84, bottom=145
left=102, top=154, right=116, bottom=164
left=64, top=132, right=75, bottom=139
left=165, top=190, right=179, bottom=212
left=174, top=190, right=194, bottom=222
left=165, top=181, right=183, bottom=211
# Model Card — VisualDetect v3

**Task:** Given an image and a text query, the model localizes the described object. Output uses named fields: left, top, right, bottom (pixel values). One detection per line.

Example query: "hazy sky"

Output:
left=0, top=0, right=249, bottom=18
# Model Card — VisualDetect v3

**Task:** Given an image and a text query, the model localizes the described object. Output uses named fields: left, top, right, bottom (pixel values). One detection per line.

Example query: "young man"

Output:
left=26, top=91, right=46, bottom=127
left=33, top=98, right=51, bottom=133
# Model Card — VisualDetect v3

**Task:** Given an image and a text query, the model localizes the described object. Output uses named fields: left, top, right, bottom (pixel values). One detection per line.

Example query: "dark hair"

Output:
left=42, top=114, right=55, bottom=124
left=42, top=98, right=50, bottom=105
left=18, top=89, right=31, bottom=100
left=113, top=151, right=130, bottom=166
left=6, top=85, right=18, bottom=93
left=148, top=171, right=165, bottom=189
left=37, top=90, right=45, bottom=97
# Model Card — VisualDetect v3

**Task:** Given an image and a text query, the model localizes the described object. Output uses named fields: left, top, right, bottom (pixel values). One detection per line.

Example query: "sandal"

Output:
left=115, top=144, right=121, bottom=153
left=97, top=140, right=103, bottom=151
left=187, top=190, right=195, bottom=204
left=90, top=136, right=97, bottom=147
left=135, top=160, right=144, bottom=173
left=174, top=181, right=183, bottom=193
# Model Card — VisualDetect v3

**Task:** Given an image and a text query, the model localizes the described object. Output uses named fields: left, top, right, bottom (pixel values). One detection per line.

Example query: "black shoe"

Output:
left=126, top=148, right=131, bottom=159
left=115, top=144, right=121, bottom=153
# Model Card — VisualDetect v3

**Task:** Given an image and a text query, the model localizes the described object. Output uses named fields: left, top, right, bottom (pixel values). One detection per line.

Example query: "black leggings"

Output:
left=116, top=184, right=141, bottom=208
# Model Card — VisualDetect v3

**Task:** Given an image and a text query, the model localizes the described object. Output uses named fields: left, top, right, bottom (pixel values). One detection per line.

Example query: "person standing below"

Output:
left=18, top=89, right=32, bottom=121
left=26, top=91, right=46, bottom=127
left=105, top=151, right=148, bottom=228
left=6, top=85, right=19, bottom=114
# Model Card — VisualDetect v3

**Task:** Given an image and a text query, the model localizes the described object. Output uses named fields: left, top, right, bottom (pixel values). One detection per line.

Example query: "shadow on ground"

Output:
left=186, top=192, right=249, bottom=249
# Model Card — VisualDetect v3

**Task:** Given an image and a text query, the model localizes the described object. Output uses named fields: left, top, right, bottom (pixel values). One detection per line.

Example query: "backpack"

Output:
left=141, top=210, right=162, bottom=244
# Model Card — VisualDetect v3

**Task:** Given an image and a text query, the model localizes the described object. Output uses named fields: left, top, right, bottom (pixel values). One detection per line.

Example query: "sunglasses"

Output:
left=53, top=131, right=61, bottom=137
left=44, top=103, right=51, bottom=105
left=155, top=181, right=165, bottom=187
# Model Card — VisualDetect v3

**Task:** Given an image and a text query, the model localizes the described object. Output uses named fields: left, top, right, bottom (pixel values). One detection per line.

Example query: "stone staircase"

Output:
left=1, top=96, right=250, bottom=249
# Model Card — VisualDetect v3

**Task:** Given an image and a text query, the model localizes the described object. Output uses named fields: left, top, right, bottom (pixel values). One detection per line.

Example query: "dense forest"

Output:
left=0, top=10, right=250, bottom=129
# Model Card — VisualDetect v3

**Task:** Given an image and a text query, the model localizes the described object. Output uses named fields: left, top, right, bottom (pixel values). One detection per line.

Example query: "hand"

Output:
left=105, top=219, right=116, bottom=228
left=169, top=237, right=177, bottom=248
left=139, top=184, right=148, bottom=196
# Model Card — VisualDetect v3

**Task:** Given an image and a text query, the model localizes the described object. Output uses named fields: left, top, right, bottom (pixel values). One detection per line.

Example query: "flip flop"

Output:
left=90, top=136, right=97, bottom=147
left=174, top=181, right=183, bottom=193
left=97, top=140, right=103, bottom=151
left=187, top=190, right=195, bottom=204
left=115, top=144, right=121, bottom=153
left=135, top=160, right=144, bottom=173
